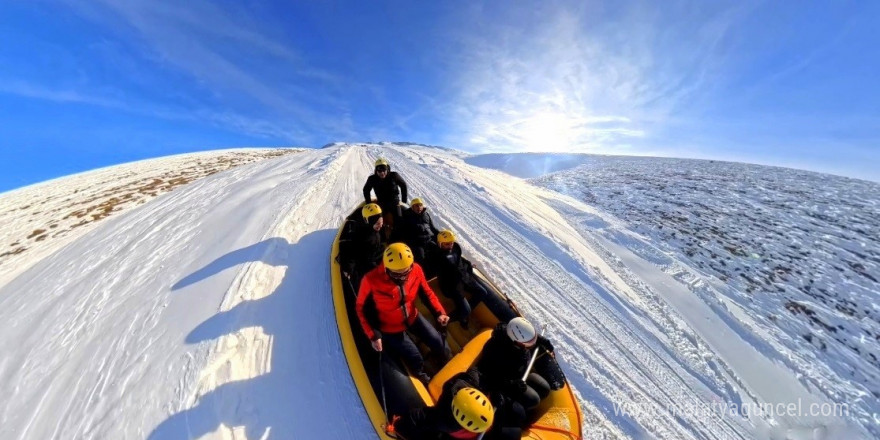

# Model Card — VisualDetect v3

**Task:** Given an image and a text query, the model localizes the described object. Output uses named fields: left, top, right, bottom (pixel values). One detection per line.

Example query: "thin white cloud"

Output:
left=57, top=0, right=347, bottom=140
left=441, top=1, right=750, bottom=154
left=0, top=78, right=301, bottom=141
left=0, top=80, right=123, bottom=108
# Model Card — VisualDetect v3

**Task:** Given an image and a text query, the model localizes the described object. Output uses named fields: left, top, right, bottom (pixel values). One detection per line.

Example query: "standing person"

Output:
left=475, top=317, right=554, bottom=412
left=399, top=197, right=440, bottom=266
left=337, top=203, right=385, bottom=289
left=392, top=368, right=526, bottom=440
left=356, top=243, right=451, bottom=384
left=363, top=158, right=408, bottom=227
left=429, top=230, right=489, bottom=326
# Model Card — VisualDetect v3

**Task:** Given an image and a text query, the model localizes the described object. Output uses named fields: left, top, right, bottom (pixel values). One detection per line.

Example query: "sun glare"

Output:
left=515, top=111, right=581, bottom=152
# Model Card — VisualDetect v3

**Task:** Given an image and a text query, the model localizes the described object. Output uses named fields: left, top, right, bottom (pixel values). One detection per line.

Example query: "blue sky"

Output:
left=1, top=0, right=878, bottom=191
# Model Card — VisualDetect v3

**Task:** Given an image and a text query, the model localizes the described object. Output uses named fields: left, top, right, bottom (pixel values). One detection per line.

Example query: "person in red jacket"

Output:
left=357, top=242, right=450, bottom=384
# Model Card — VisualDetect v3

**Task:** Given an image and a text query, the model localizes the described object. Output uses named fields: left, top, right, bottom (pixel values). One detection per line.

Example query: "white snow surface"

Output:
left=0, top=148, right=300, bottom=287
left=0, top=144, right=872, bottom=439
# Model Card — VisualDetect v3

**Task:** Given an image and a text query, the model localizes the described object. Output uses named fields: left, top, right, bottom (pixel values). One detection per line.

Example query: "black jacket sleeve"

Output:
left=537, top=335, right=555, bottom=353
left=428, top=213, right=440, bottom=237
left=337, top=220, right=358, bottom=273
left=394, top=173, right=408, bottom=202
left=362, top=176, right=374, bottom=203
left=454, top=244, right=473, bottom=273
left=461, top=256, right=474, bottom=274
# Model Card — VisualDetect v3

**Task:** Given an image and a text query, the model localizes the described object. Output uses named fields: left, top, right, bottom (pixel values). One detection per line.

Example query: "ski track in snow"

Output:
left=0, top=144, right=871, bottom=439
left=387, top=147, right=752, bottom=439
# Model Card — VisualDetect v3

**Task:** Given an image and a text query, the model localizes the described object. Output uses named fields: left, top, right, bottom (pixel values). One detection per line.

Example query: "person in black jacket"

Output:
left=428, top=229, right=488, bottom=326
left=392, top=368, right=525, bottom=440
left=475, top=318, right=554, bottom=413
left=399, top=197, right=440, bottom=266
left=337, top=203, right=385, bottom=289
left=363, top=158, right=408, bottom=225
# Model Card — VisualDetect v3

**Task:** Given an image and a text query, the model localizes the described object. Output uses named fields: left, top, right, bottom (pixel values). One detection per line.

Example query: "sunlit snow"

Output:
left=0, top=144, right=874, bottom=439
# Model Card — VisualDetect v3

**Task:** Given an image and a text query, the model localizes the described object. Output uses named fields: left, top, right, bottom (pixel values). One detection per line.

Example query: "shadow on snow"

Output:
left=150, top=228, right=371, bottom=439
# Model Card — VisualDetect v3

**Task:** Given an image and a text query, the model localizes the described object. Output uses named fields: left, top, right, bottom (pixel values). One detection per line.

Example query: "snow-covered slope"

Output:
left=0, top=144, right=872, bottom=439
left=0, top=148, right=301, bottom=287
left=475, top=152, right=879, bottom=436
left=529, top=155, right=879, bottom=409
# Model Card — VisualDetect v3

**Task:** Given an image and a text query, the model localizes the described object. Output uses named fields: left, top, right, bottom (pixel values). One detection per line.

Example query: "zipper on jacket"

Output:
left=397, top=284, right=409, bottom=323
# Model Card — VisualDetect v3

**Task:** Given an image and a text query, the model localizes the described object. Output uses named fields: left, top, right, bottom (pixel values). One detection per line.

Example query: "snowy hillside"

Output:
left=0, top=144, right=873, bottom=439
left=518, top=154, right=879, bottom=433
left=0, top=148, right=300, bottom=287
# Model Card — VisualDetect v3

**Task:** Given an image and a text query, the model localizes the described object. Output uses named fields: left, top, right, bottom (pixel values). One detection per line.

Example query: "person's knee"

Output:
left=512, top=402, right=527, bottom=425
left=519, top=387, right=541, bottom=410
left=527, top=373, right=551, bottom=399
left=413, top=317, right=446, bottom=354
left=427, top=331, right=447, bottom=355
left=475, top=283, right=489, bottom=300
left=401, top=349, right=424, bottom=372
left=496, top=400, right=526, bottom=428
left=388, top=334, right=424, bottom=370
left=466, top=281, right=489, bottom=301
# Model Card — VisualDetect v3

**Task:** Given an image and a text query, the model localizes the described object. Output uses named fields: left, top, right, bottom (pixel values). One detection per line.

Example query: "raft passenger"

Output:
left=356, top=243, right=451, bottom=384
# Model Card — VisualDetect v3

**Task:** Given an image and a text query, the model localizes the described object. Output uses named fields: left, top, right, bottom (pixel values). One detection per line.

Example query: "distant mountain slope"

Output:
left=528, top=155, right=880, bottom=424
left=465, top=152, right=595, bottom=178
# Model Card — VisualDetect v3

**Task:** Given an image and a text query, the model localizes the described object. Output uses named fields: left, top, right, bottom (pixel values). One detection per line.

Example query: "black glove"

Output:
left=508, top=379, right=528, bottom=394
left=538, top=337, right=555, bottom=353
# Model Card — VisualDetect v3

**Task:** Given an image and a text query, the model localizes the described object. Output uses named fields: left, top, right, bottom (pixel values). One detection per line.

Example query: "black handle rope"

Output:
left=379, top=351, right=388, bottom=422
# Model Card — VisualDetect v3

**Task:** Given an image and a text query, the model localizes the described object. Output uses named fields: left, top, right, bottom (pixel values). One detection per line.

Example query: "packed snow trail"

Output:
left=0, top=144, right=867, bottom=439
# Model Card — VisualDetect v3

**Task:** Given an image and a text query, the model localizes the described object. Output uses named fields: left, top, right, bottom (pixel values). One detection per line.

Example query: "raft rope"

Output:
left=379, top=352, right=389, bottom=422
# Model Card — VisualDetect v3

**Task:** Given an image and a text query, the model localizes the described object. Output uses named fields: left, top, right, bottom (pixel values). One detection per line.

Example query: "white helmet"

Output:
left=506, top=317, right=537, bottom=344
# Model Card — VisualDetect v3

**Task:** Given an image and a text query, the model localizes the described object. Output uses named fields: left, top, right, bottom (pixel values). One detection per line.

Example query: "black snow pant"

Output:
left=485, top=398, right=527, bottom=440
left=383, top=314, right=449, bottom=375
left=517, top=373, right=551, bottom=411
left=440, top=279, right=489, bottom=323
left=379, top=201, right=403, bottom=228
left=410, top=243, right=430, bottom=265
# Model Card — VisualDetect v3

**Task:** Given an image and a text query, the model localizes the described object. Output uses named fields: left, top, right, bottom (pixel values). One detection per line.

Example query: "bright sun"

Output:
left=514, top=111, right=580, bottom=152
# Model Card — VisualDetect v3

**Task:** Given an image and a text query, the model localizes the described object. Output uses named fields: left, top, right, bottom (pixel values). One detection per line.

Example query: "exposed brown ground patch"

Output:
left=0, top=149, right=300, bottom=271
left=0, top=247, right=26, bottom=258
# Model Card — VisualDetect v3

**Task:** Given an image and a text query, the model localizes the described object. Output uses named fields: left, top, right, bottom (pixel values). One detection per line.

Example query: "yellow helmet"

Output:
left=451, top=387, right=494, bottom=433
left=361, top=203, right=382, bottom=221
left=374, top=158, right=389, bottom=167
left=410, top=197, right=425, bottom=207
left=383, top=243, right=414, bottom=271
left=437, top=229, right=456, bottom=245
